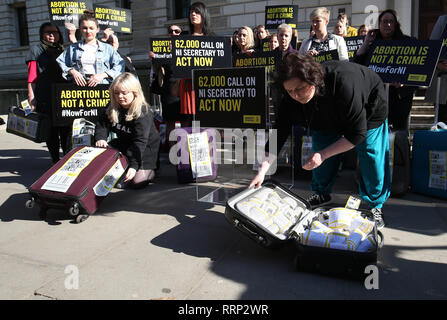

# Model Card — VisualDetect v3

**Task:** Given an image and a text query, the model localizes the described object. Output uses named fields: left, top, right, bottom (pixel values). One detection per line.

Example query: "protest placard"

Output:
left=48, top=0, right=92, bottom=26
left=172, top=36, right=232, bottom=78
left=150, top=38, right=173, bottom=64
left=193, top=67, right=267, bottom=129
left=93, top=5, right=132, bottom=33
left=345, top=36, right=364, bottom=61
left=265, top=5, right=299, bottom=30
left=366, top=39, right=442, bottom=86
left=313, top=49, right=339, bottom=63
left=233, top=51, right=281, bottom=73
left=52, top=83, right=109, bottom=126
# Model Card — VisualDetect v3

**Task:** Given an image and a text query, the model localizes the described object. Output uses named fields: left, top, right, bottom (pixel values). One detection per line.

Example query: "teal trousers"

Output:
left=310, top=121, right=391, bottom=209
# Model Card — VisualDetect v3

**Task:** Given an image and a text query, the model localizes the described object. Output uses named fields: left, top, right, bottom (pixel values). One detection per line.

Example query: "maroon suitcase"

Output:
left=26, top=146, right=128, bottom=223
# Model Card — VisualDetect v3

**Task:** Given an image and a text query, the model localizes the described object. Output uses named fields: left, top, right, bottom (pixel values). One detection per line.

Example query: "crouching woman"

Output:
left=95, top=72, right=160, bottom=188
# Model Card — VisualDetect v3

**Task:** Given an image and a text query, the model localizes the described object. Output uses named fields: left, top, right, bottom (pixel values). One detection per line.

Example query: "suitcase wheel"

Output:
left=25, top=198, right=35, bottom=209
left=75, top=214, right=89, bottom=224
left=69, top=203, right=80, bottom=216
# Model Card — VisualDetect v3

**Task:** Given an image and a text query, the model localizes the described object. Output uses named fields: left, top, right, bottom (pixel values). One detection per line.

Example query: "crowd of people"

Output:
left=26, top=1, right=447, bottom=228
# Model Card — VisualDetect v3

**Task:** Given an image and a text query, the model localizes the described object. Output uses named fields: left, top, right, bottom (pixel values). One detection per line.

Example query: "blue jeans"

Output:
left=310, top=121, right=391, bottom=209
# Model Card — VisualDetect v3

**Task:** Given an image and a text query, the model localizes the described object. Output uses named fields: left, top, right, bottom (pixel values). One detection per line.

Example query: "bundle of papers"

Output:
left=236, top=188, right=307, bottom=240
left=300, top=207, right=376, bottom=253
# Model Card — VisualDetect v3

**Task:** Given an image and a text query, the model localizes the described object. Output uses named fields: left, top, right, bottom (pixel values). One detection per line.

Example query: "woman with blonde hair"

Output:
left=299, top=7, right=349, bottom=61
left=95, top=72, right=160, bottom=189
left=236, top=26, right=255, bottom=55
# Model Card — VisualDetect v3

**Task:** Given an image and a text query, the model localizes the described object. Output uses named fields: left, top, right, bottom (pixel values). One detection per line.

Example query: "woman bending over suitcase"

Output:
left=95, top=73, right=160, bottom=189
left=249, top=54, right=391, bottom=229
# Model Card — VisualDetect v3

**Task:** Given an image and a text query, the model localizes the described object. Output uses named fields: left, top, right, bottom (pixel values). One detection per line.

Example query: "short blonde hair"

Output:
left=310, top=7, right=330, bottom=22
left=108, top=72, right=148, bottom=123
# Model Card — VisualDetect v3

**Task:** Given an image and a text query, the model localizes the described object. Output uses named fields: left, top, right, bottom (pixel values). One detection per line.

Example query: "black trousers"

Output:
left=47, top=126, right=71, bottom=163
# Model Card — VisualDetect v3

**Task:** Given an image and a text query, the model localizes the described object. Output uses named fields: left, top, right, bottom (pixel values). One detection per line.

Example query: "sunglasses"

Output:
left=168, top=28, right=181, bottom=34
left=43, top=30, right=59, bottom=35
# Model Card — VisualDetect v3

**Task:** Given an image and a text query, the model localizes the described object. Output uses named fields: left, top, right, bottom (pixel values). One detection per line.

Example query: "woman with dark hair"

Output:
left=249, top=54, right=390, bottom=229
left=173, top=2, right=213, bottom=120
left=57, top=12, right=125, bottom=87
left=354, top=9, right=417, bottom=131
left=189, top=1, right=212, bottom=36
left=26, top=22, right=71, bottom=163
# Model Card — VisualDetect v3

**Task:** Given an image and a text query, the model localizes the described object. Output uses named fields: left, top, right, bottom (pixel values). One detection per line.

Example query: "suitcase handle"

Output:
left=233, top=219, right=267, bottom=246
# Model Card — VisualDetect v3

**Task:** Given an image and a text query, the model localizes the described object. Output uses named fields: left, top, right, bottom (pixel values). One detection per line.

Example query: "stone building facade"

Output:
left=0, top=0, right=443, bottom=94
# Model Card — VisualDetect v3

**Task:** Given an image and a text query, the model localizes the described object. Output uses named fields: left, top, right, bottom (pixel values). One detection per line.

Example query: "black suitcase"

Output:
left=6, top=106, right=50, bottom=143
left=225, top=180, right=383, bottom=278
left=389, top=130, right=411, bottom=197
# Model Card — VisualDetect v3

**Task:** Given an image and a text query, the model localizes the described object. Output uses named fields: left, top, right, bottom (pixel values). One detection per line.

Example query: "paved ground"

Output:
left=1, top=117, right=447, bottom=300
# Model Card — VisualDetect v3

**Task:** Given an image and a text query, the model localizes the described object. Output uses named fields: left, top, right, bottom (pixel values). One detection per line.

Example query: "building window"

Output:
left=117, top=0, right=131, bottom=9
left=168, top=0, right=190, bottom=20
left=15, top=5, right=29, bottom=46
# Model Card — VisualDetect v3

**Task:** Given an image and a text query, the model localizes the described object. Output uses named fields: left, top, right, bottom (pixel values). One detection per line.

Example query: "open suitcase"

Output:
left=225, top=180, right=383, bottom=279
left=26, top=146, right=128, bottom=223
left=6, top=106, right=50, bottom=143
left=175, top=127, right=218, bottom=183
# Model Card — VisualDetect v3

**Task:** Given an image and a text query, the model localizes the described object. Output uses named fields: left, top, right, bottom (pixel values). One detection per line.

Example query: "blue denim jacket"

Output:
left=56, top=40, right=125, bottom=84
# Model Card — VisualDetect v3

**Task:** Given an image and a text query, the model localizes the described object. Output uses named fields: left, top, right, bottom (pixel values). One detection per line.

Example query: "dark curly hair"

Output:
left=273, top=53, right=326, bottom=96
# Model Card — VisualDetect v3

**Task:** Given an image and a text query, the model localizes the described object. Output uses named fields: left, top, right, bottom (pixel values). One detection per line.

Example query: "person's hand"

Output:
left=308, top=49, right=319, bottom=56
left=123, top=168, right=136, bottom=183
left=102, top=28, right=114, bottom=41
left=302, top=152, right=324, bottom=171
left=365, top=30, right=376, bottom=44
left=248, top=172, right=266, bottom=189
left=28, top=97, right=36, bottom=111
left=248, top=160, right=271, bottom=189
left=88, top=73, right=107, bottom=87
left=149, top=51, right=155, bottom=60
left=95, top=140, right=108, bottom=148
left=69, top=69, right=87, bottom=86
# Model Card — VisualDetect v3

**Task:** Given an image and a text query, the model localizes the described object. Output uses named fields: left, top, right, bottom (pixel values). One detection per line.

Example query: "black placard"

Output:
left=48, top=0, right=92, bottom=26
left=265, top=5, right=299, bottom=30
left=365, top=39, right=442, bottom=86
left=93, top=5, right=132, bottom=33
left=233, top=51, right=281, bottom=73
left=172, top=36, right=232, bottom=79
left=345, top=36, right=365, bottom=61
left=52, top=83, right=109, bottom=126
left=193, top=67, right=267, bottom=129
left=150, top=38, right=173, bottom=64
left=313, top=49, right=339, bottom=63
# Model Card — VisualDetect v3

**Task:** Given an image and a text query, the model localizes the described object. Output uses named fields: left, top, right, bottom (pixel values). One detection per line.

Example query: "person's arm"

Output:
left=249, top=96, right=295, bottom=188
left=65, top=22, right=77, bottom=44
left=94, top=110, right=111, bottom=147
left=303, top=137, right=354, bottom=170
left=353, top=29, right=376, bottom=65
left=27, top=60, right=38, bottom=110
left=127, top=110, right=152, bottom=171
left=104, top=48, right=125, bottom=80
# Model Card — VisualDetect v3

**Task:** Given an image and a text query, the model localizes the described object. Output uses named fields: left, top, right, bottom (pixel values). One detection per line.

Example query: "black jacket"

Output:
left=275, top=61, right=388, bottom=149
left=95, top=106, right=160, bottom=170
